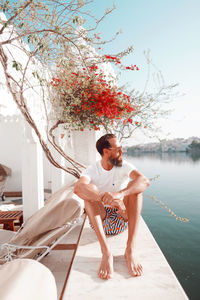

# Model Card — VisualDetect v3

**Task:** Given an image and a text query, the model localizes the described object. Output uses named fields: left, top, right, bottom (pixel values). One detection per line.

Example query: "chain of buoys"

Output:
left=147, top=175, right=190, bottom=222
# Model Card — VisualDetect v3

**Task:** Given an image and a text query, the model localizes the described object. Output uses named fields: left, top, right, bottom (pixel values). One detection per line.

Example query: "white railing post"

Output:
left=22, top=122, right=44, bottom=221
left=71, top=129, right=100, bottom=166
left=51, top=129, right=102, bottom=191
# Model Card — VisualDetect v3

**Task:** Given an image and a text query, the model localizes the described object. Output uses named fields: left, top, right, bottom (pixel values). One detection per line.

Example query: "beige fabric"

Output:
left=0, top=164, right=11, bottom=196
left=0, top=229, right=16, bottom=244
left=0, top=164, right=11, bottom=177
left=0, top=259, right=57, bottom=300
left=0, top=230, right=17, bottom=259
left=0, top=181, right=84, bottom=260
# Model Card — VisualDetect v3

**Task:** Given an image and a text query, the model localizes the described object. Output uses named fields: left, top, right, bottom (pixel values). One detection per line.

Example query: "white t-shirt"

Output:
left=81, top=160, right=137, bottom=193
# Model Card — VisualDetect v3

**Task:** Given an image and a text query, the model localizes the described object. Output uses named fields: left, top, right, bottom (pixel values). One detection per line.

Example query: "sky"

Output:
left=86, top=0, right=200, bottom=144
left=1, top=1, right=200, bottom=145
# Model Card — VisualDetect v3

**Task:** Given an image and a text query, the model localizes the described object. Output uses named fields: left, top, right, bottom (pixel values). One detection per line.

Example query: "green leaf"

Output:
left=12, top=61, right=20, bottom=71
left=19, top=22, right=24, bottom=28
left=0, top=0, right=9, bottom=12
left=27, top=35, right=32, bottom=43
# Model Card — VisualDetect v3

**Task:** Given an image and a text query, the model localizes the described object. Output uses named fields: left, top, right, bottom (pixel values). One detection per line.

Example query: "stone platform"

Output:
left=63, top=217, right=188, bottom=300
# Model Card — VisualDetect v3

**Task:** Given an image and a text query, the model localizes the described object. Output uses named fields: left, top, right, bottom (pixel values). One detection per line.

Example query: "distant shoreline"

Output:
left=126, top=136, right=200, bottom=154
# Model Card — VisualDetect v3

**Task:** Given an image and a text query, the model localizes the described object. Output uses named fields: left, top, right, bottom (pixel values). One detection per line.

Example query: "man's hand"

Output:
left=102, top=192, right=126, bottom=211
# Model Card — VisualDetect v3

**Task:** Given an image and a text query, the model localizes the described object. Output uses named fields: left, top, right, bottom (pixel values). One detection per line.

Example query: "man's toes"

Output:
left=136, top=268, right=142, bottom=276
left=129, top=266, right=137, bottom=276
left=138, top=264, right=143, bottom=274
left=98, top=270, right=104, bottom=279
left=99, top=270, right=107, bottom=279
left=133, top=266, right=141, bottom=276
left=132, top=271, right=137, bottom=276
left=103, top=272, right=107, bottom=279
left=135, top=264, right=143, bottom=276
left=127, top=264, right=134, bottom=276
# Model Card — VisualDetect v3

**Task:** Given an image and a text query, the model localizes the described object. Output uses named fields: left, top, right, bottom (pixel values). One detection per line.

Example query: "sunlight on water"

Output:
left=125, top=152, right=200, bottom=300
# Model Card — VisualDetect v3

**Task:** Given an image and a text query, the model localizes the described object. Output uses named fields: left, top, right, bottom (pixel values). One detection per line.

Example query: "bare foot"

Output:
left=98, top=253, right=113, bottom=280
left=125, top=248, right=143, bottom=277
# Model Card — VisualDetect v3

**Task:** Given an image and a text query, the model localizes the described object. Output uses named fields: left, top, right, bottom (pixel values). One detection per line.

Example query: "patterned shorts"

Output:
left=103, top=206, right=128, bottom=235
left=90, top=206, right=128, bottom=235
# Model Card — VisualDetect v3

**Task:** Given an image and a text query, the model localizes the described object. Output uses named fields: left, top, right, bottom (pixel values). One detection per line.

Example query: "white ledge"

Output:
left=63, top=217, right=188, bottom=300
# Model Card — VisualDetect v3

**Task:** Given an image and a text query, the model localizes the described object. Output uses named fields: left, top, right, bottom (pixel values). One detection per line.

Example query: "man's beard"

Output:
left=109, top=157, right=122, bottom=167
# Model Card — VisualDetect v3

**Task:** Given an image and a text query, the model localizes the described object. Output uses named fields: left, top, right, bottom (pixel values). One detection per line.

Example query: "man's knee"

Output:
left=125, top=191, right=143, bottom=200
left=124, top=193, right=143, bottom=208
left=84, top=200, right=106, bottom=220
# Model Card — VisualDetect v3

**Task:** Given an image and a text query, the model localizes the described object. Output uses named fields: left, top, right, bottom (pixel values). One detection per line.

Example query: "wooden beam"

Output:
left=4, top=191, right=22, bottom=197
left=59, top=214, right=86, bottom=300
left=53, top=244, right=76, bottom=250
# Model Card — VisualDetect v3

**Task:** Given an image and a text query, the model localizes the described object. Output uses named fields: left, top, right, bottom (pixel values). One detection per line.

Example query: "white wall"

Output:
left=0, top=115, right=103, bottom=193
left=0, top=116, right=23, bottom=191
left=0, top=115, right=52, bottom=192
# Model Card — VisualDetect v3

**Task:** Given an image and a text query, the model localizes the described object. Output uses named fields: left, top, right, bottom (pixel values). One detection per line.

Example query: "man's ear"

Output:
left=103, top=148, right=109, bottom=156
left=102, top=148, right=108, bottom=156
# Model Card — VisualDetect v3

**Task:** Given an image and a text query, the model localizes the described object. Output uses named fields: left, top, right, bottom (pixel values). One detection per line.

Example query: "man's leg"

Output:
left=84, top=200, right=113, bottom=279
left=123, top=192, right=143, bottom=276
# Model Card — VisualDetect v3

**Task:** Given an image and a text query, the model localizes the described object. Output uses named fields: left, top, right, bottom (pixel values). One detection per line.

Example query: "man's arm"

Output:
left=119, top=169, right=150, bottom=197
left=102, top=170, right=150, bottom=204
left=74, top=176, right=103, bottom=202
left=74, top=178, right=126, bottom=211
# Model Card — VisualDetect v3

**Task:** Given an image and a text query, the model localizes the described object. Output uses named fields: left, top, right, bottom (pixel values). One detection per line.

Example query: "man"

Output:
left=74, top=133, right=150, bottom=280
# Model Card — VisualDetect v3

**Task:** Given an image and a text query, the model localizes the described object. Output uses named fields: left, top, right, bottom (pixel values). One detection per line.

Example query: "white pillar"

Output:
left=51, top=129, right=102, bottom=191
left=51, top=127, right=67, bottom=194
left=22, top=122, right=44, bottom=221
left=51, top=148, right=66, bottom=194
left=71, top=129, right=99, bottom=166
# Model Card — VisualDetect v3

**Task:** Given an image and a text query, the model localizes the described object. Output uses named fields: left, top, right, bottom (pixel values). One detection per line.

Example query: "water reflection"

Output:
left=126, top=151, right=200, bottom=163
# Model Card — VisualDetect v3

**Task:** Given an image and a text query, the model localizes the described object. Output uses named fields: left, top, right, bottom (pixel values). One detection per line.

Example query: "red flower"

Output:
left=128, top=118, right=133, bottom=124
left=123, top=120, right=127, bottom=125
left=50, top=78, right=61, bottom=86
left=51, top=63, right=139, bottom=130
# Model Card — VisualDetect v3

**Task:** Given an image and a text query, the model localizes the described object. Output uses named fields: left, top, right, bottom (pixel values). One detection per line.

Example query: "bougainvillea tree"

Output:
left=49, top=58, right=138, bottom=134
left=0, top=0, right=177, bottom=178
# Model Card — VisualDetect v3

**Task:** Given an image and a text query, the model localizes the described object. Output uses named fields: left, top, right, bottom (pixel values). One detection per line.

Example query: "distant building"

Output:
left=127, top=137, right=200, bottom=154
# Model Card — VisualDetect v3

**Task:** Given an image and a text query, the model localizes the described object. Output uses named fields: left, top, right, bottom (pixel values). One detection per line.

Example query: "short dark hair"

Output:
left=96, top=133, right=116, bottom=156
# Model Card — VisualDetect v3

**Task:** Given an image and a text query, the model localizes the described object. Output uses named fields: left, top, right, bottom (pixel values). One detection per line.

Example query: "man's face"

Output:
left=107, top=138, right=123, bottom=167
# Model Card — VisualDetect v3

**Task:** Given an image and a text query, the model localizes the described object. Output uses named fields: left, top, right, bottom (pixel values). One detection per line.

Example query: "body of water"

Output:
left=125, top=152, right=200, bottom=300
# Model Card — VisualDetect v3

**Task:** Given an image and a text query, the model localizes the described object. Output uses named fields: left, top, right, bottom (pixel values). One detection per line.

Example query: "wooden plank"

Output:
left=53, top=244, right=76, bottom=250
left=4, top=189, right=51, bottom=197
left=59, top=214, right=86, bottom=300
left=0, top=211, right=23, bottom=221
left=4, top=191, right=22, bottom=197
left=0, top=211, right=23, bottom=231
